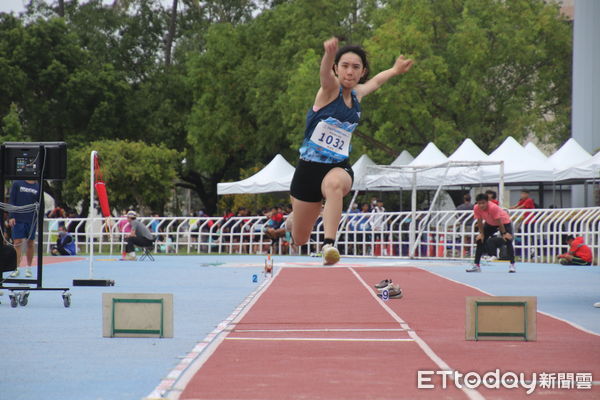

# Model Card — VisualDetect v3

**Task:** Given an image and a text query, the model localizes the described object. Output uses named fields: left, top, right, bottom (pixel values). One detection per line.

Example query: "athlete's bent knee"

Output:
left=292, top=229, right=310, bottom=246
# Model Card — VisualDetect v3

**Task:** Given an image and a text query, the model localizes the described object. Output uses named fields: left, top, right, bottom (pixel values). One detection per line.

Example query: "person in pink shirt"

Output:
left=466, top=193, right=516, bottom=273
left=117, top=214, right=132, bottom=233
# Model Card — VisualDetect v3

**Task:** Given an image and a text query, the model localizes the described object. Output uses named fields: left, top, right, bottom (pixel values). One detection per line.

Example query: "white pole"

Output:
left=88, top=150, right=96, bottom=279
left=499, top=161, right=505, bottom=207
left=409, top=169, right=417, bottom=258
left=346, top=190, right=359, bottom=213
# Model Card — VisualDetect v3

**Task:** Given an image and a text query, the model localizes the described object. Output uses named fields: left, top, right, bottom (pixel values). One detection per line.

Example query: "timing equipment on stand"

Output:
left=0, top=142, right=72, bottom=308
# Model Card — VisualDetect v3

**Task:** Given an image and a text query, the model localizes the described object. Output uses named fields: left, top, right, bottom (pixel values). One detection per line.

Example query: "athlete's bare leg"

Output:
left=321, top=167, right=352, bottom=240
left=289, top=197, right=322, bottom=246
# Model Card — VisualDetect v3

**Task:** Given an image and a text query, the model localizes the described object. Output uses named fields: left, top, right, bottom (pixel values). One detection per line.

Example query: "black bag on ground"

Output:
left=0, top=243, right=17, bottom=274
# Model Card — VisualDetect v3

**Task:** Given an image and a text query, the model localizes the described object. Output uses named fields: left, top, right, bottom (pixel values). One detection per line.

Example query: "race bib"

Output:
left=307, top=118, right=355, bottom=161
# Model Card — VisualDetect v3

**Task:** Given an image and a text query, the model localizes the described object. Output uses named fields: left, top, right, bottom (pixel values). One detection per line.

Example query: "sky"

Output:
left=0, top=0, right=29, bottom=14
left=0, top=0, right=174, bottom=14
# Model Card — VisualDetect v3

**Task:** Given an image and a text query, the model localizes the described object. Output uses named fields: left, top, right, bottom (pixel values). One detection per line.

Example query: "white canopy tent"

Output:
left=550, top=138, right=593, bottom=177
left=391, top=150, right=414, bottom=166
left=444, top=138, right=491, bottom=186
left=524, top=142, right=549, bottom=161
left=482, top=137, right=554, bottom=183
left=351, top=154, right=377, bottom=190
left=215, top=138, right=595, bottom=201
left=365, top=143, right=449, bottom=189
left=409, top=142, right=448, bottom=166
left=449, top=138, right=488, bottom=161
left=217, top=154, right=295, bottom=195
left=555, top=150, right=600, bottom=182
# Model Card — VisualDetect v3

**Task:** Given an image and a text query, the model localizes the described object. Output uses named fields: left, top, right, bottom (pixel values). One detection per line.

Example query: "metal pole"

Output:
left=36, top=145, right=45, bottom=288
left=89, top=151, right=96, bottom=279
left=347, top=190, right=359, bottom=213
left=409, top=170, right=417, bottom=258
left=499, top=161, right=505, bottom=207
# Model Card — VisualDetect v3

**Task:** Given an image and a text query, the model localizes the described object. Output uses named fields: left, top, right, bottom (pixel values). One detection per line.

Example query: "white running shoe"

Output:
left=508, top=264, right=516, bottom=273
left=9, top=268, right=20, bottom=277
left=25, top=268, right=33, bottom=278
left=594, top=302, right=600, bottom=308
left=322, top=244, right=340, bottom=266
left=466, top=265, right=481, bottom=273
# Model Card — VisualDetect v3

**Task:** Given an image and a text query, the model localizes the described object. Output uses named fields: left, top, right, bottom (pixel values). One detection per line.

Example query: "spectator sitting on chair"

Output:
left=51, top=224, right=76, bottom=256
left=123, top=210, right=154, bottom=260
left=512, top=190, right=536, bottom=221
left=264, top=206, right=285, bottom=244
left=117, top=212, right=132, bottom=234
left=512, top=190, right=535, bottom=210
left=558, top=235, right=593, bottom=266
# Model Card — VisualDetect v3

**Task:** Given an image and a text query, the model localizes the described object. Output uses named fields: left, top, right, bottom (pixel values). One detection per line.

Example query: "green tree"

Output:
left=1, top=103, right=24, bottom=141
left=0, top=14, right=131, bottom=144
left=360, top=0, right=572, bottom=158
left=184, top=0, right=373, bottom=212
left=63, top=140, right=180, bottom=214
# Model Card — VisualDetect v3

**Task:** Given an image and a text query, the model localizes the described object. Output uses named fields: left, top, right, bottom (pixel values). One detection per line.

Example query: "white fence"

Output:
left=43, top=207, right=600, bottom=265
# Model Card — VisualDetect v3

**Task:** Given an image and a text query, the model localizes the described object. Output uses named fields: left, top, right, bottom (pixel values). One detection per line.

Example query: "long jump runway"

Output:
left=170, top=266, right=600, bottom=400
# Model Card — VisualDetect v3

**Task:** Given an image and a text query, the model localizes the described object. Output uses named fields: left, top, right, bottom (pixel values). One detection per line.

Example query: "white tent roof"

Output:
left=391, top=150, right=414, bottom=166
left=555, top=150, right=600, bottom=182
left=445, top=139, right=490, bottom=185
left=409, top=142, right=448, bottom=166
left=483, top=136, right=554, bottom=183
left=217, top=154, right=295, bottom=195
left=352, top=154, right=377, bottom=190
left=549, top=138, right=592, bottom=170
left=448, top=138, right=488, bottom=161
left=524, top=142, right=549, bottom=161
left=365, top=144, right=448, bottom=190
left=218, top=138, right=597, bottom=197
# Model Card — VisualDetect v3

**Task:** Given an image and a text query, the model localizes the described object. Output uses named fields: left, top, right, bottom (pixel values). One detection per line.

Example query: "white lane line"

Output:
left=231, top=328, right=410, bottom=333
left=224, top=337, right=414, bottom=342
left=144, top=271, right=280, bottom=400
left=349, top=267, right=485, bottom=400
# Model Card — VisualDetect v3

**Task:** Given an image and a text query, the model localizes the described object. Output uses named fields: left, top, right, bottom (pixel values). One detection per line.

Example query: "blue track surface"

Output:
left=1, top=255, right=264, bottom=400
left=1, top=255, right=599, bottom=400
left=419, top=260, right=600, bottom=335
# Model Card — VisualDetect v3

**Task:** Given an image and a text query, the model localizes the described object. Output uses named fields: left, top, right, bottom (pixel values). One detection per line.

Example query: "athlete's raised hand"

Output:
left=392, top=55, right=413, bottom=75
left=323, top=37, right=339, bottom=57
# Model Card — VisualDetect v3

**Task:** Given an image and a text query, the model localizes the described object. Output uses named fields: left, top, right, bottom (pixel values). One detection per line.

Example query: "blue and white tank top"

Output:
left=299, top=87, right=361, bottom=163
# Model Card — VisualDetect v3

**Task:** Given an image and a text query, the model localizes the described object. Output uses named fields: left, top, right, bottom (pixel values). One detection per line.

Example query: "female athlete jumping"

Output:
left=288, top=37, right=413, bottom=264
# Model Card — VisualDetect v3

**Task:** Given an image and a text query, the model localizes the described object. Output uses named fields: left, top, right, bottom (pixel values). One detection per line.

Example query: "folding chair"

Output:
left=138, top=239, right=156, bottom=261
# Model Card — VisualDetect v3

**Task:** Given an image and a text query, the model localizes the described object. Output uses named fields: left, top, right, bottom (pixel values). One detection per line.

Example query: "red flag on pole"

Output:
left=94, top=153, right=111, bottom=217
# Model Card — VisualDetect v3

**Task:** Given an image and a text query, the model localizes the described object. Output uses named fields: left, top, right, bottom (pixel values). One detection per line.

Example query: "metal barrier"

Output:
left=42, top=207, right=600, bottom=265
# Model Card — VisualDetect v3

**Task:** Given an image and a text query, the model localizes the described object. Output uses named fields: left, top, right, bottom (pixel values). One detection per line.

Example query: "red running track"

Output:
left=179, top=267, right=600, bottom=400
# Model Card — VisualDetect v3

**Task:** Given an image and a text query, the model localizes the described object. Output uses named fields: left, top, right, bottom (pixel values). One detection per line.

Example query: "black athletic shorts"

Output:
left=290, top=158, right=354, bottom=203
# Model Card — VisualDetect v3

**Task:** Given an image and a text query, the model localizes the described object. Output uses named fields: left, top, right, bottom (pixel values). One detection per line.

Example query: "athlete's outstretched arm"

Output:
left=356, top=54, right=413, bottom=100
left=319, top=37, right=339, bottom=91
left=314, top=37, right=341, bottom=108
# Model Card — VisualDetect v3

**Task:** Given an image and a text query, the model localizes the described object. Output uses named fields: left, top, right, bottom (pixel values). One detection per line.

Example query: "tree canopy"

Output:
left=0, top=0, right=573, bottom=214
